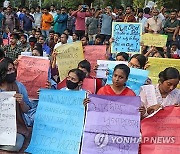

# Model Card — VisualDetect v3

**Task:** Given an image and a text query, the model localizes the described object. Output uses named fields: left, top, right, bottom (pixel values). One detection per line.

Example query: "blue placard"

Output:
left=26, top=89, right=85, bottom=154
left=111, top=22, right=142, bottom=53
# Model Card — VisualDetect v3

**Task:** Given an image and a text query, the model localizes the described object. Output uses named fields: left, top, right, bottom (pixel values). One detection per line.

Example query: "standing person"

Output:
left=116, top=5, right=124, bottom=22
left=137, top=8, right=147, bottom=33
left=54, top=7, right=68, bottom=35
left=41, top=7, right=53, bottom=39
left=3, top=33, right=23, bottom=61
left=143, top=7, right=151, bottom=19
left=96, top=6, right=115, bottom=43
left=164, top=9, right=179, bottom=47
left=145, top=8, right=163, bottom=34
left=22, top=8, right=34, bottom=34
left=123, top=6, right=136, bottom=22
left=67, top=8, right=76, bottom=34
left=140, top=67, right=180, bottom=118
left=34, top=6, right=42, bottom=29
left=49, top=5, right=57, bottom=19
left=2, top=6, right=16, bottom=33
left=72, top=4, right=91, bottom=39
left=30, top=7, right=35, bottom=18
left=85, top=8, right=99, bottom=42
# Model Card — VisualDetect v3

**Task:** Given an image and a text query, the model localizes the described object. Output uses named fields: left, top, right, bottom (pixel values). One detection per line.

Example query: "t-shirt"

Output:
left=23, top=14, right=34, bottom=31
left=41, top=13, right=53, bottom=30
left=100, top=14, right=113, bottom=35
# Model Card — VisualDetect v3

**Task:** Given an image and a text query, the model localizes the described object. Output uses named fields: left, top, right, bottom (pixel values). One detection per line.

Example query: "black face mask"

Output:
left=5, top=72, right=16, bottom=83
left=66, top=80, right=79, bottom=90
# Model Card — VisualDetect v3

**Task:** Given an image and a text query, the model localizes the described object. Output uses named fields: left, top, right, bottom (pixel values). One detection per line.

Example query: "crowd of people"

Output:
left=0, top=2, right=180, bottom=153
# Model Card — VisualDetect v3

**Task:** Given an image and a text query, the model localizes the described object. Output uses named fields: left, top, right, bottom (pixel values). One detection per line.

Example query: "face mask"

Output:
left=5, top=72, right=16, bottom=83
left=66, top=80, right=79, bottom=90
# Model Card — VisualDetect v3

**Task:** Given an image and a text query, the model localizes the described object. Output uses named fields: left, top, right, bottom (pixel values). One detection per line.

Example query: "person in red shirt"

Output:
left=71, top=4, right=91, bottom=39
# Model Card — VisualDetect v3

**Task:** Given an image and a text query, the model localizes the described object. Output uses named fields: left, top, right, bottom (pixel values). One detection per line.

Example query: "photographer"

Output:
left=71, top=4, right=91, bottom=39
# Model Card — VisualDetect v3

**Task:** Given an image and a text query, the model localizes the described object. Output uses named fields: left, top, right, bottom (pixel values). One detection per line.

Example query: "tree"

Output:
left=21, top=0, right=26, bottom=6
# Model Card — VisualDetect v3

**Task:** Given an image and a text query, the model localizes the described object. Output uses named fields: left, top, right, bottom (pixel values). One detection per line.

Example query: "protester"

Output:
left=140, top=67, right=180, bottom=118
left=34, top=6, right=42, bottom=29
left=123, top=5, right=136, bottom=22
left=0, top=58, right=31, bottom=152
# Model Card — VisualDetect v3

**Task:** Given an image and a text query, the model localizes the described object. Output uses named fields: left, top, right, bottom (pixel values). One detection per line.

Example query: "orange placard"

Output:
left=141, top=106, right=180, bottom=154
left=17, top=56, right=50, bottom=99
left=84, top=45, right=106, bottom=76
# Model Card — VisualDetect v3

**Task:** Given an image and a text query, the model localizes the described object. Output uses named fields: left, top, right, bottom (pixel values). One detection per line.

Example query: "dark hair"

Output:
left=39, top=35, right=46, bottom=41
left=20, top=34, right=27, bottom=40
left=0, top=58, right=14, bottom=84
left=81, top=35, right=89, bottom=41
left=113, top=64, right=130, bottom=79
left=118, top=5, right=124, bottom=11
left=68, top=68, right=86, bottom=82
left=144, top=7, right=150, bottom=14
left=95, top=34, right=102, bottom=40
left=33, top=47, right=43, bottom=56
left=116, top=52, right=129, bottom=61
left=152, top=50, right=165, bottom=58
left=36, top=6, right=41, bottom=9
left=129, top=54, right=146, bottom=69
left=159, top=67, right=180, bottom=83
left=49, top=30, right=55, bottom=34
left=61, top=6, right=66, bottom=10
left=126, top=5, right=133, bottom=10
left=138, top=8, right=143, bottom=13
left=29, top=37, right=37, bottom=43
left=61, top=33, right=68, bottom=39
left=170, top=9, right=177, bottom=13
left=10, top=33, right=20, bottom=40
left=34, top=43, right=42, bottom=49
left=78, top=60, right=91, bottom=73
left=54, top=32, right=61, bottom=37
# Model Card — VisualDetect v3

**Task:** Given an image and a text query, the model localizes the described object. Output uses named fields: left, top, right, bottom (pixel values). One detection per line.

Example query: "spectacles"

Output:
left=128, top=62, right=140, bottom=69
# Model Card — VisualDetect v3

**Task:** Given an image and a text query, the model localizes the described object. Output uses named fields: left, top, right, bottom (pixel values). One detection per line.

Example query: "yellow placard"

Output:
left=56, top=41, right=84, bottom=80
left=146, top=57, right=180, bottom=88
left=142, top=33, right=168, bottom=47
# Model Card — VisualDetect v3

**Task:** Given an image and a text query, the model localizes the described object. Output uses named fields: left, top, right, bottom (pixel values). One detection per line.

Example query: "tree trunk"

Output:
left=21, top=0, right=26, bottom=6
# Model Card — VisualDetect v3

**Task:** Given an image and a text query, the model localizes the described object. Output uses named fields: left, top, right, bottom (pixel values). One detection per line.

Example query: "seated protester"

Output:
left=29, top=37, right=37, bottom=52
left=89, top=34, right=102, bottom=45
left=54, top=32, right=61, bottom=44
left=29, top=28, right=36, bottom=38
left=170, top=42, right=180, bottom=58
left=139, top=67, right=180, bottom=119
left=20, top=34, right=31, bottom=52
left=64, top=68, right=86, bottom=91
left=81, top=35, right=89, bottom=46
left=78, top=59, right=103, bottom=92
left=3, top=33, right=23, bottom=61
left=128, top=54, right=151, bottom=85
left=97, top=64, right=136, bottom=96
left=0, top=58, right=31, bottom=152
left=54, top=33, right=68, bottom=50
left=144, top=46, right=169, bottom=58
left=116, top=52, right=129, bottom=61
left=72, top=32, right=79, bottom=42
left=46, top=30, right=56, bottom=53
left=64, top=29, right=73, bottom=43
left=38, top=35, right=51, bottom=56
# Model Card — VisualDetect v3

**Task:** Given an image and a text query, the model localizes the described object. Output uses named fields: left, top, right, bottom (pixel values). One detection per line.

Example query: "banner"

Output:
left=82, top=95, right=140, bottom=154
left=146, top=57, right=180, bottom=88
left=142, top=33, right=168, bottom=47
left=141, top=106, right=180, bottom=154
left=17, top=56, right=50, bottom=99
left=56, top=41, right=84, bottom=80
left=106, top=64, right=149, bottom=95
left=57, top=78, right=96, bottom=94
left=111, top=22, right=141, bottom=53
left=26, top=89, right=85, bottom=154
left=0, top=91, right=16, bottom=146
left=96, top=60, right=128, bottom=78
left=84, top=45, right=106, bottom=76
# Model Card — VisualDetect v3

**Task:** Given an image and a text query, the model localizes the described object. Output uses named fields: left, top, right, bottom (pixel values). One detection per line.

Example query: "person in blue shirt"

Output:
left=38, top=35, right=51, bottom=56
left=54, top=7, right=68, bottom=35
left=0, top=57, right=31, bottom=152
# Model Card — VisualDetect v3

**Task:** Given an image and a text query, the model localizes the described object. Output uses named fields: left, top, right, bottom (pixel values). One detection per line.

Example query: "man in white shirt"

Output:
left=49, top=5, right=57, bottom=19
left=137, top=8, right=147, bottom=33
